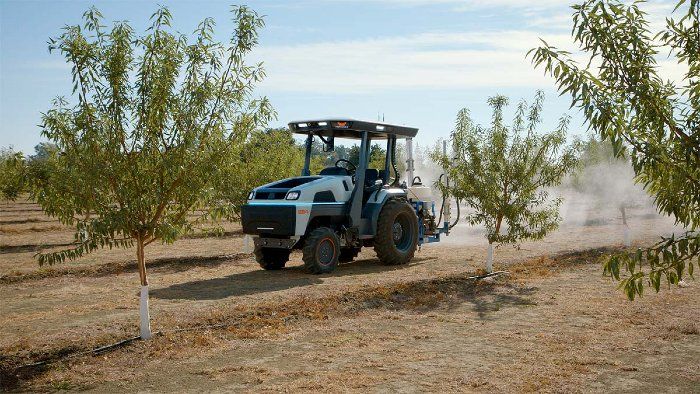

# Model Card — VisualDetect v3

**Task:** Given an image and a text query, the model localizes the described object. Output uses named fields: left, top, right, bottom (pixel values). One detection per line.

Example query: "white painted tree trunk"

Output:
left=620, top=206, right=631, bottom=247
left=136, top=237, right=152, bottom=340
left=140, top=285, right=152, bottom=339
left=486, top=243, right=494, bottom=273
left=242, top=234, right=254, bottom=253
left=623, top=226, right=632, bottom=247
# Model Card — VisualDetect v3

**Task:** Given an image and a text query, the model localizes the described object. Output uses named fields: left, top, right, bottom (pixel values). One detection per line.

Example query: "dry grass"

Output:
left=2, top=198, right=696, bottom=391
left=506, top=246, right=620, bottom=280
left=3, top=245, right=698, bottom=392
left=1, top=251, right=553, bottom=390
left=668, top=321, right=699, bottom=336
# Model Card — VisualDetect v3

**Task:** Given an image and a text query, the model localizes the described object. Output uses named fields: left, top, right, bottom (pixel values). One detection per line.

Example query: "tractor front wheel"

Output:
left=339, top=247, right=361, bottom=263
left=255, top=247, right=290, bottom=270
left=303, top=227, right=341, bottom=274
left=374, top=199, right=418, bottom=265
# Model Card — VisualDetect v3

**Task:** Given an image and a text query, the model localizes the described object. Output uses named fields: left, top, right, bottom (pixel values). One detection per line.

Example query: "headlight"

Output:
left=247, top=191, right=255, bottom=200
left=286, top=191, right=300, bottom=200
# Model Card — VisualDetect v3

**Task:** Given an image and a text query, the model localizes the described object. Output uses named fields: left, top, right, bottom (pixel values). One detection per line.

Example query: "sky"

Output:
left=0, top=0, right=679, bottom=154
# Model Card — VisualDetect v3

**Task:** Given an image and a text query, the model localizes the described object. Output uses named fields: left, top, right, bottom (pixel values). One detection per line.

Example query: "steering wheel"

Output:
left=334, top=159, right=357, bottom=175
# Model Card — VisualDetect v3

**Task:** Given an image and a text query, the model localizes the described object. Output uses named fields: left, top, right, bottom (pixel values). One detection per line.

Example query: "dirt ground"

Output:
left=1, top=199, right=698, bottom=392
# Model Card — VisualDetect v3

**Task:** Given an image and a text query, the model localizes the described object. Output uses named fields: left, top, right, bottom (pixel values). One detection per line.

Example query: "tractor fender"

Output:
left=361, top=188, right=408, bottom=236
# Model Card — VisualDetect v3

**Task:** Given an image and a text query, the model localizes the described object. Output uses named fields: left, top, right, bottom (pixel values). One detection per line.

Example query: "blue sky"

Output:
left=0, top=0, right=678, bottom=153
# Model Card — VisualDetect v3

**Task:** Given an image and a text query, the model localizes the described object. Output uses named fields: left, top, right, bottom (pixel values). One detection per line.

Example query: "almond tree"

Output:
left=571, top=137, right=639, bottom=246
left=0, top=147, right=26, bottom=201
left=38, top=6, right=273, bottom=339
left=216, top=128, right=319, bottom=220
left=432, top=91, right=580, bottom=272
left=529, top=0, right=699, bottom=299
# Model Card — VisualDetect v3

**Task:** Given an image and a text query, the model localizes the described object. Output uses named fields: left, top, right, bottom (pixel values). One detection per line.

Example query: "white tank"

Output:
left=407, top=185, right=434, bottom=204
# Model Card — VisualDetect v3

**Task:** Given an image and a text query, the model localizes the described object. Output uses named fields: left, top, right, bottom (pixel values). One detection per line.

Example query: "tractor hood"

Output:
left=248, top=175, right=353, bottom=203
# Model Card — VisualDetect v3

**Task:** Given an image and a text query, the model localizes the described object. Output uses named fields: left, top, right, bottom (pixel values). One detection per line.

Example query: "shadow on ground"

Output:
left=468, top=286, right=538, bottom=319
left=151, top=256, right=437, bottom=300
left=0, top=218, right=55, bottom=225
left=369, top=273, right=539, bottom=320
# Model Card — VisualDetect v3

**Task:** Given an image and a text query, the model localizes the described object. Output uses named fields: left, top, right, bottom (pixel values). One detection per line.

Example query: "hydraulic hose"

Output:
left=450, top=200, right=460, bottom=229
left=391, top=138, right=400, bottom=186
left=437, top=173, right=460, bottom=230
left=438, top=174, right=446, bottom=224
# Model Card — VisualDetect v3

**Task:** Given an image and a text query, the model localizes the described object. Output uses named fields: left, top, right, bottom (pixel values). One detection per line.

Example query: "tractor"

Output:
left=241, top=119, right=453, bottom=274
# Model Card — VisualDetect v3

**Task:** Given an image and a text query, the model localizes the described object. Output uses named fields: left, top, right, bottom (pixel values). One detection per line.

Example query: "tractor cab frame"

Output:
left=293, top=119, right=418, bottom=235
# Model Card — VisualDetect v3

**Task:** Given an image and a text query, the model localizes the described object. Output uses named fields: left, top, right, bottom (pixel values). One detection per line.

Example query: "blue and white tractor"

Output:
left=241, top=119, right=453, bottom=274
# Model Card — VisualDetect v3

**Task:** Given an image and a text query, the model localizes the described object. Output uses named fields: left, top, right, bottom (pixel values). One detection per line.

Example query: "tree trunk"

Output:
left=486, top=242, right=494, bottom=273
left=242, top=234, right=253, bottom=254
left=136, top=237, right=152, bottom=340
left=620, top=206, right=631, bottom=247
left=487, top=216, right=502, bottom=273
left=623, top=225, right=631, bottom=247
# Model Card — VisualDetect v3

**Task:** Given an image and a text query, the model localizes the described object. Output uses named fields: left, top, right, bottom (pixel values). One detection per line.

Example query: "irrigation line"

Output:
left=14, top=335, right=143, bottom=371
left=464, top=270, right=509, bottom=280
left=12, top=322, right=236, bottom=373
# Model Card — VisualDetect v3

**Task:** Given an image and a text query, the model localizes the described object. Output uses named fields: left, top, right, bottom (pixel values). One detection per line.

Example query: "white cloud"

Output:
left=330, top=0, right=567, bottom=12
left=449, top=0, right=567, bottom=12
left=526, top=12, right=573, bottom=30
left=253, top=30, right=572, bottom=93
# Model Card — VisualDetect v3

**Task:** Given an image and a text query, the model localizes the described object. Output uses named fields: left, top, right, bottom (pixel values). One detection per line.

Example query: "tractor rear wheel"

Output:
left=255, top=247, right=290, bottom=270
left=303, top=227, right=340, bottom=274
left=374, top=199, right=418, bottom=265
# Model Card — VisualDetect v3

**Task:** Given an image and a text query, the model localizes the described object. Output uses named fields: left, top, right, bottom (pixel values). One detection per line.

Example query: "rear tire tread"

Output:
left=374, top=199, right=418, bottom=266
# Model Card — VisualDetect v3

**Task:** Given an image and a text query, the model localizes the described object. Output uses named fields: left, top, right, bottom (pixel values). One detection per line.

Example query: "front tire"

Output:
left=303, top=227, right=340, bottom=274
left=339, top=247, right=361, bottom=263
left=374, top=199, right=418, bottom=265
left=255, top=247, right=290, bottom=270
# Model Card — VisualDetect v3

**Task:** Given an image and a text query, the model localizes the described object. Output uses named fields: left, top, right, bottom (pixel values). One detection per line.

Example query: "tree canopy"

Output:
left=38, top=5, right=272, bottom=337
left=39, top=5, right=272, bottom=265
left=432, top=91, right=581, bottom=270
left=216, top=128, right=324, bottom=219
left=529, top=0, right=699, bottom=299
left=0, top=147, right=25, bottom=201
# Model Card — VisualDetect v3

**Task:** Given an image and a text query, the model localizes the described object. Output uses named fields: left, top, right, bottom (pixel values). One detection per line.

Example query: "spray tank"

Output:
left=405, top=138, right=459, bottom=245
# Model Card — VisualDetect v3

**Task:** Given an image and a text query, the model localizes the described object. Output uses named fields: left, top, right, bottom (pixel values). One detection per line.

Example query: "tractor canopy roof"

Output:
left=288, top=118, right=418, bottom=139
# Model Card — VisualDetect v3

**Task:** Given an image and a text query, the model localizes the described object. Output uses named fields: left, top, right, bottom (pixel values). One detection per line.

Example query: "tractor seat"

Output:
left=363, top=169, right=382, bottom=202
left=364, top=168, right=379, bottom=187
left=319, top=167, right=350, bottom=176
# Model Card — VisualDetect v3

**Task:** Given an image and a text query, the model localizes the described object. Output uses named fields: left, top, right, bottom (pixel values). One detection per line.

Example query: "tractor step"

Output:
left=254, top=237, right=297, bottom=249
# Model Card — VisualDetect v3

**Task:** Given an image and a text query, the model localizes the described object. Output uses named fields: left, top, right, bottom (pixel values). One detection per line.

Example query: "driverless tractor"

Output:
left=241, top=119, right=454, bottom=274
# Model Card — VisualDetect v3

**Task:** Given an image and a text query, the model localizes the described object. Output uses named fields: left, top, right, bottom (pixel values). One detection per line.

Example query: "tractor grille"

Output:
left=255, top=191, right=286, bottom=200
left=254, top=187, right=290, bottom=200
left=241, top=204, right=296, bottom=236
